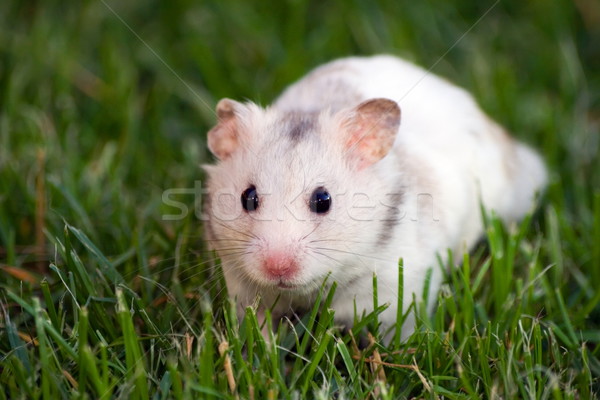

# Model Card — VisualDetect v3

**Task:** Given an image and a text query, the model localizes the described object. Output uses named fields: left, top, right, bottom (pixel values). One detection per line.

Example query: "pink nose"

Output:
left=262, top=253, right=299, bottom=280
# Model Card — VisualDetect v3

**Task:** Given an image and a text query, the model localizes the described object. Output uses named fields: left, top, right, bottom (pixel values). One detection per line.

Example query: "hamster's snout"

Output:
left=261, top=251, right=299, bottom=285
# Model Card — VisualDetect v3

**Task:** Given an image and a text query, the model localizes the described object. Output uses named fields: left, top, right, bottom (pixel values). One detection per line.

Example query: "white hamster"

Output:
left=203, top=55, right=547, bottom=341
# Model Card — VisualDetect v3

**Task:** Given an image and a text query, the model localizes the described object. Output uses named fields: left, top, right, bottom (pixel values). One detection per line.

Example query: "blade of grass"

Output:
left=301, top=326, right=334, bottom=397
left=33, top=297, right=53, bottom=399
left=116, top=288, right=149, bottom=400
left=393, top=258, right=404, bottom=347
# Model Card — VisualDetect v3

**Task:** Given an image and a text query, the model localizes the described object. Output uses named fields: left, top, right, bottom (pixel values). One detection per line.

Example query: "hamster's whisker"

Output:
left=208, top=247, right=248, bottom=253
left=308, top=250, right=345, bottom=267
left=203, top=238, right=252, bottom=244
left=308, top=246, right=395, bottom=263
left=300, top=224, right=320, bottom=241
left=120, top=254, right=193, bottom=279
left=179, top=263, right=225, bottom=286
left=205, top=252, right=249, bottom=262
left=174, top=256, right=227, bottom=277
left=183, top=259, right=226, bottom=274
left=308, top=238, right=365, bottom=244
left=213, top=220, right=259, bottom=241
left=130, top=256, right=219, bottom=280
left=228, top=260, right=257, bottom=288
left=203, top=271, right=227, bottom=294
left=179, top=252, right=253, bottom=285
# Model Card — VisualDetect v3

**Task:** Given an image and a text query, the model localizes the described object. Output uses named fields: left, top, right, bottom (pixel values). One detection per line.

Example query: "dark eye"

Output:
left=241, top=185, right=259, bottom=212
left=309, top=187, right=331, bottom=214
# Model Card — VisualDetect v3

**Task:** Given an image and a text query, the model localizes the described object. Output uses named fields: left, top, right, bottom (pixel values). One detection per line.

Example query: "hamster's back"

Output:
left=274, top=54, right=547, bottom=228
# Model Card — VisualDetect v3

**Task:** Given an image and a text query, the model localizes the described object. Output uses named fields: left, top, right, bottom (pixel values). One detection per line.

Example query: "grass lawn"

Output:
left=1, top=0, right=599, bottom=398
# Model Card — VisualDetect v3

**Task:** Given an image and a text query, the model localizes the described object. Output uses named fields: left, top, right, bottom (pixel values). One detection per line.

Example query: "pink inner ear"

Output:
left=207, top=98, right=246, bottom=160
left=342, top=99, right=400, bottom=169
left=207, top=117, right=239, bottom=160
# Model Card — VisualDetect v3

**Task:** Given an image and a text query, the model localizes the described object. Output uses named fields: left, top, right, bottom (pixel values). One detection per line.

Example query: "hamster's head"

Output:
left=204, top=97, right=401, bottom=293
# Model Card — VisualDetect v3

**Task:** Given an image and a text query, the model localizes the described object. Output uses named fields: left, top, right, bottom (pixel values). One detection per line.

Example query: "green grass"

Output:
left=1, top=0, right=599, bottom=398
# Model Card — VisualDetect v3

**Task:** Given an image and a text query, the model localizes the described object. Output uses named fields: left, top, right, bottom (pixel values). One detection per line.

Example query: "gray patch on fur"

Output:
left=377, top=187, right=405, bottom=248
left=281, top=112, right=319, bottom=143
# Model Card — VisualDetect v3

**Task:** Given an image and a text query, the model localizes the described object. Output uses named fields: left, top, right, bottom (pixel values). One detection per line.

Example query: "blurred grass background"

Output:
left=0, top=0, right=599, bottom=398
left=0, top=0, right=598, bottom=253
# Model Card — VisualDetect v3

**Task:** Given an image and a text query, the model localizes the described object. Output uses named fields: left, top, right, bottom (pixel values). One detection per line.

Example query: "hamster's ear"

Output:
left=207, top=98, right=245, bottom=160
left=339, top=98, right=401, bottom=169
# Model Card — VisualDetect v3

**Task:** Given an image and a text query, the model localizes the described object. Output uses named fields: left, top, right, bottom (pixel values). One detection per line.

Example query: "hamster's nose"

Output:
left=262, top=252, right=299, bottom=281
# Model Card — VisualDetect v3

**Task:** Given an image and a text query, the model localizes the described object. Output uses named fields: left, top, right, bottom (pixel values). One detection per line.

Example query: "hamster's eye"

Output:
left=309, top=187, right=331, bottom=214
left=241, top=185, right=259, bottom=212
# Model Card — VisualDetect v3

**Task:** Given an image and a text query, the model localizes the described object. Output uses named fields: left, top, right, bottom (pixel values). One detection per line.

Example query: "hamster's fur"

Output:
left=203, top=55, right=547, bottom=341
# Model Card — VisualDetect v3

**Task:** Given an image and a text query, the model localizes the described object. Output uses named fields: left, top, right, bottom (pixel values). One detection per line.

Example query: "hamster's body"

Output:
left=204, top=55, right=546, bottom=340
